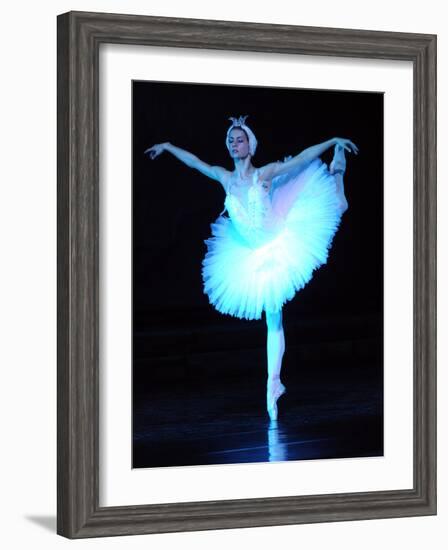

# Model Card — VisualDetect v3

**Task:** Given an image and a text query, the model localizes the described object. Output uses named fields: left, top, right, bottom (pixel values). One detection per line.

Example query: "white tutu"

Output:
left=201, top=158, right=345, bottom=320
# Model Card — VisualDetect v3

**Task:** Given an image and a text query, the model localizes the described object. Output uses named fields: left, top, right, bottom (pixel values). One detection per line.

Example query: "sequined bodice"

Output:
left=223, top=169, right=279, bottom=245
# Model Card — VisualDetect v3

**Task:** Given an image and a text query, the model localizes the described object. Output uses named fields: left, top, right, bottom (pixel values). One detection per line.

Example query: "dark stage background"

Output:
left=132, top=80, right=384, bottom=469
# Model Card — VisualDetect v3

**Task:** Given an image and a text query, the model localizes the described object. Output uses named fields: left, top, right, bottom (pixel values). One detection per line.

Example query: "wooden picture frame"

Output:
left=57, top=10, right=436, bottom=538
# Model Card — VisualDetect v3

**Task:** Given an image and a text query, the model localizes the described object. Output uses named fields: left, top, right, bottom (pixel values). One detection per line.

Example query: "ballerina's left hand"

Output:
left=334, top=138, right=359, bottom=154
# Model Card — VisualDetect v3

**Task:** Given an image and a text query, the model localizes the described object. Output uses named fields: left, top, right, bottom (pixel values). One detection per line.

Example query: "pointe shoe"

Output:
left=267, top=379, right=286, bottom=421
left=329, top=144, right=346, bottom=175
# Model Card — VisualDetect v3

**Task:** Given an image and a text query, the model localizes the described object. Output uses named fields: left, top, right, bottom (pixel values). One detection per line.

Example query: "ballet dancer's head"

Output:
left=227, top=127, right=250, bottom=160
left=226, top=115, right=257, bottom=159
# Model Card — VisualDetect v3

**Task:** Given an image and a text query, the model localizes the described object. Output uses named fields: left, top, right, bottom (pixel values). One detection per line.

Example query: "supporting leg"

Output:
left=265, top=309, right=286, bottom=421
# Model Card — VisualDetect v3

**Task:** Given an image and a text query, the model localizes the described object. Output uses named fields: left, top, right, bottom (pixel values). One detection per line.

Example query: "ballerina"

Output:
left=145, top=115, right=358, bottom=421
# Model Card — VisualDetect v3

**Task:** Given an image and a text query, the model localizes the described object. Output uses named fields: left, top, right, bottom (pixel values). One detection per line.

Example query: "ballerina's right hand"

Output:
left=144, top=143, right=166, bottom=159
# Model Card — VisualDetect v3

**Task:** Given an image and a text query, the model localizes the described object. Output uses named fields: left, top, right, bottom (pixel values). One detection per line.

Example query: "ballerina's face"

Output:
left=228, top=128, right=250, bottom=159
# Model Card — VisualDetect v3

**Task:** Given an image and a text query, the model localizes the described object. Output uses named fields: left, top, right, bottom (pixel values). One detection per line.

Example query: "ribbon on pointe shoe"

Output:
left=267, top=379, right=286, bottom=421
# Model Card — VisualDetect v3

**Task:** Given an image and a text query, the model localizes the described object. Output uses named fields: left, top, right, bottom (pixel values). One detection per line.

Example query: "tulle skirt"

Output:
left=201, top=159, right=345, bottom=320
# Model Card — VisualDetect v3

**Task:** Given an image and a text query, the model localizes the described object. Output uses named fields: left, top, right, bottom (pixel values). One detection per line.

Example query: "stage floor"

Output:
left=133, top=358, right=383, bottom=468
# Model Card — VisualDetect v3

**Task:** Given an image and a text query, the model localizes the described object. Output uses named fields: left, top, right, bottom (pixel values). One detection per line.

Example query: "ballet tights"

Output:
left=330, top=144, right=348, bottom=214
left=265, top=309, right=286, bottom=421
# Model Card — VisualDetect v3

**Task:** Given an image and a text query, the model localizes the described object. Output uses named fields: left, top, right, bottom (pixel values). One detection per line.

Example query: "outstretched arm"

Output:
left=259, top=137, right=358, bottom=180
left=145, top=142, right=229, bottom=187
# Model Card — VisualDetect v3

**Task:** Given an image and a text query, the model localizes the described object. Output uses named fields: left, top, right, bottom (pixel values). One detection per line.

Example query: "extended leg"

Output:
left=330, top=144, right=348, bottom=214
left=265, top=309, right=286, bottom=421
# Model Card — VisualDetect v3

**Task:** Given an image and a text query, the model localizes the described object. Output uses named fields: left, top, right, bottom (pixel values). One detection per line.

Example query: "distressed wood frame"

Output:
left=57, top=10, right=437, bottom=538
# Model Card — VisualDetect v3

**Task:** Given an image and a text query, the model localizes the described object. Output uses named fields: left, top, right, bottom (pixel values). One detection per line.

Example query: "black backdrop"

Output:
left=133, top=80, right=383, bottom=327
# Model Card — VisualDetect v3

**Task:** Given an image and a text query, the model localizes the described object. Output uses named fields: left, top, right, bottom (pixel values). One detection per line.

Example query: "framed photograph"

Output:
left=57, top=10, right=436, bottom=538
